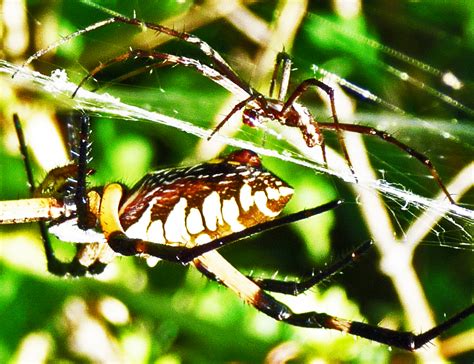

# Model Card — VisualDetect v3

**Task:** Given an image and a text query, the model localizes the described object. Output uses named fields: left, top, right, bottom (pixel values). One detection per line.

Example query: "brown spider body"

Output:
left=243, top=97, right=322, bottom=148
left=19, top=15, right=456, bottom=203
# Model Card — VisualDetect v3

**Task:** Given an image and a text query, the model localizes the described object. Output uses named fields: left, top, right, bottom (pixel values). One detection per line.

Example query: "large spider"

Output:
left=0, top=114, right=471, bottom=351
left=20, top=15, right=455, bottom=204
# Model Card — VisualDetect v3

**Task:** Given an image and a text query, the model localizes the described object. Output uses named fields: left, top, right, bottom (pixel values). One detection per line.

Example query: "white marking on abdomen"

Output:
left=125, top=199, right=155, bottom=239
left=202, top=191, right=223, bottom=231
left=186, top=207, right=205, bottom=234
left=265, top=187, right=280, bottom=200
left=239, top=183, right=253, bottom=211
left=279, top=186, right=294, bottom=197
left=222, top=197, right=245, bottom=232
left=254, top=190, right=279, bottom=217
left=164, top=197, right=190, bottom=243
left=147, top=219, right=165, bottom=244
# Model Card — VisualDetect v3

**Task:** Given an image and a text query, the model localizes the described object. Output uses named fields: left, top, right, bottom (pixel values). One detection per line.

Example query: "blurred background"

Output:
left=0, top=1, right=473, bottom=363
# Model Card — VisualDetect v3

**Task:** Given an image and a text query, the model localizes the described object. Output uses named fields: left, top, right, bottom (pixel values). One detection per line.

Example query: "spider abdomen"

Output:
left=119, top=150, right=294, bottom=248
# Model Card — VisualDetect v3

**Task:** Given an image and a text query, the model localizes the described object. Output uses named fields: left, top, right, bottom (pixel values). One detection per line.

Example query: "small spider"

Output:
left=0, top=114, right=471, bottom=351
left=20, top=15, right=455, bottom=204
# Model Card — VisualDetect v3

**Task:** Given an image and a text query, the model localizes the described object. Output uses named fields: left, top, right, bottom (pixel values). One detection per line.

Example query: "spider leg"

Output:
left=13, top=114, right=105, bottom=276
left=72, top=52, right=134, bottom=97
left=111, top=16, right=252, bottom=93
left=248, top=239, right=373, bottom=295
left=19, top=16, right=253, bottom=94
left=68, top=113, right=91, bottom=229
left=13, top=114, right=35, bottom=194
left=209, top=95, right=258, bottom=140
left=318, top=122, right=455, bottom=204
left=73, top=50, right=250, bottom=100
left=14, top=114, right=63, bottom=275
left=282, top=79, right=353, bottom=175
left=269, top=52, right=292, bottom=101
left=72, top=49, right=256, bottom=141
left=254, top=290, right=473, bottom=350
left=194, top=242, right=473, bottom=350
left=91, top=62, right=171, bottom=93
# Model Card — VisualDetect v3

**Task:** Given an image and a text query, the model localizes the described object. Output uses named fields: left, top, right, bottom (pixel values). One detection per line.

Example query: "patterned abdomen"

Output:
left=118, top=150, right=293, bottom=247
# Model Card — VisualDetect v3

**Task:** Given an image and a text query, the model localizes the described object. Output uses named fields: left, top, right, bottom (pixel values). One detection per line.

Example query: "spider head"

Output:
left=242, top=106, right=265, bottom=127
left=242, top=98, right=282, bottom=127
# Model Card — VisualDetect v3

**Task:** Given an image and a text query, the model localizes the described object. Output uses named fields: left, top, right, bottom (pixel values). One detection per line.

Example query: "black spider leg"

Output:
left=66, top=113, right=109, bottom=275
left=68, top=113, right=91, bottom=230
left=13, top=114, right=103, bottom=276
left=193, top=241, right=472, bottom=349
left=248, top=239, right=373, bottom=295
left=107, top=200, right=343, bottom=263
left=193, top=239, right=372, bottom=296
left=252, top=290, right=473, bottom=350
left=269, top=52, right=292, bottom=101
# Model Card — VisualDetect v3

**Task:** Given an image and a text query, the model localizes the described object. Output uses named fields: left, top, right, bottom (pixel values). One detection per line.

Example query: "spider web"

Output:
left=2, top=60, right=472, bottom=247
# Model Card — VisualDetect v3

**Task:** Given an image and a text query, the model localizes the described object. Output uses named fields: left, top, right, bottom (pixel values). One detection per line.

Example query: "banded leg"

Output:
left=67, top=113, right=92, bottom=229
left=248, top=239, right=373, bottom=295
left=254, top=291, right=474, bottom=350
left=13, top=114, right=104, bottom=276
left=192, top=240, right=473, bottom=350
left=269, top=52, right=292, bottom=101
